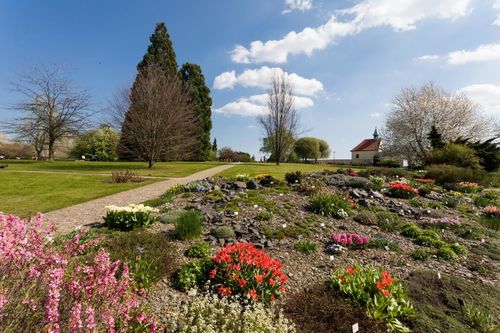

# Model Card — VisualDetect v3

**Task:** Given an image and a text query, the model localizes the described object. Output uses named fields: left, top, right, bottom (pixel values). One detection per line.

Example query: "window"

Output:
left=356, top=154, right=359, bottom=159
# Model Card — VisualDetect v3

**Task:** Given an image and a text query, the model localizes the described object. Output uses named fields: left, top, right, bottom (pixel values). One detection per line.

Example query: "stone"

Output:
left=358, top=198, right=370, bottom=207
left=371, top=191, right=385, bottom=200
left=233, top=181, right=247, bottom=189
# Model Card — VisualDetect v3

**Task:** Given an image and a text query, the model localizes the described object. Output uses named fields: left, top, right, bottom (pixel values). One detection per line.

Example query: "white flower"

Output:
left=234, top=211, right=239, bottom=216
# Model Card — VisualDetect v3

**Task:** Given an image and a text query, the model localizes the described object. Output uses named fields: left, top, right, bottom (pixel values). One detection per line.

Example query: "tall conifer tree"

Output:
left=180, top=63, right=212, bottom=160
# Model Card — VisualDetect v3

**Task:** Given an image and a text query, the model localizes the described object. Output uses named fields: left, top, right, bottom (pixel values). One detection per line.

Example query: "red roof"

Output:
left=351, top=139, right=381, bottom=152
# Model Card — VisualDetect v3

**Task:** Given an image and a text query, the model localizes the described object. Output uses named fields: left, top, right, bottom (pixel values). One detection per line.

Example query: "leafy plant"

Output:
left=376, top=211, right=401, bottom=232
left=368, top=237, right=401, bottom=252
left=256, top=174, right=278, bottom=187
left=411, top=249, right=430, bottom=261
left=354, top=211, right=378, bottom=226
left=186, top=242, right=212, bottom=258
left=111, top=170, right=144, bottom=183
left=294, top=240, right=317, bottom=254
left=176, top=258, right=213, bottom=291
left=213, top=226, right=235, bottom=239
left=104, top=204, right=158, bottom=230
left=400, top=224, right=422, bottom=238
left=463, top=302, right=499, bottom=333
left=307, top=193, right=352, bottom=218
left=175, top=210, right=203, bottom=240
left=285, top=171, right=303, bottom=184
left=330, top=265, right=414, bottom=333
left=256, top=210, right=273, bottom=221
left=209, top=243, right=287, bottom=303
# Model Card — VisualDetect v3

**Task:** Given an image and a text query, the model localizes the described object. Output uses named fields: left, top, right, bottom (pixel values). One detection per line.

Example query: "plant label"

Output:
left=437, top=272, right=441, bottom=279
left=352, top=323, right=359, bottom=333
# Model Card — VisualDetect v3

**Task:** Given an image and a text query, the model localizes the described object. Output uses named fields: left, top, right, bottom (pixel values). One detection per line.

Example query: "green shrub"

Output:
left=474, top=193, right=498, bottom=207
left=354, top=211, right=378, bottom=226
left=369, top=176, right=385, bottom=190
left=103, top=230, right=177, bottom=288
left=450, top=243, right=468, bottom=256
left=104, top=204, right=158, bottom=230
left=436, top=246, right=457, bottom=260
left=285, top=171, right=303, bottom=184
left=213, top=226, right=235, bottom=239
left=294, top=240, right=317, bottom=254
left=368, top=237, right=401, bottom=252
left=401, top=224, right=422, bottom=238
left=175, top=211, right=204, bottom=240
left=186, top=242, right=212, bottom=258
left=425, top=144, right=481, bottom=169
left=256, top=210, right=273, bottom=221
left=176, top=258, right=213, bottom=291
left=376, top=211, right=401, bottom=232
left=409, top=197, right=424, bottom=208
left=256, top=174, right=278, bottom=187
left=425, top=165, right=488, bottom=186
left=262, top=227, right=285, bottom=240
left=206, top=189, right=225, bottom=203
left=454, top=224, right=483, bottom=240
left=307, top=193, right=352, bottom=218
left=185, top=180, right=212, bottom=192
left=480, top=215, right=500, bottom=231
left=443, top=197, right=458, bottom=208
left=159, top=210, right=185, bottom=224
left=411, top=249, right=430, bottom=261
left=415, top=235, right=445, bottom=248
left=463, top=302, right=499, bottom=333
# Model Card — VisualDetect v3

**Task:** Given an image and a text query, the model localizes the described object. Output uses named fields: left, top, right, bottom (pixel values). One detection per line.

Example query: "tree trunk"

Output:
left=148, top=159, right=154, bottom=168
left=48, top=141, right=55, bottom=161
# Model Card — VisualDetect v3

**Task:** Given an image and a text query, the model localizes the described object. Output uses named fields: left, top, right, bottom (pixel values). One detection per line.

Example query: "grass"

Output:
left=175, top=210, right=203, bottom=240
left=405, top=270, right=500, bottom=333
left=0, top=160, right=223, bottom=217
left=0, top=172, right=157, bottom=217
left=217, top=162, right=356, bottom=180
left=2, top=159, right=224, bottom=177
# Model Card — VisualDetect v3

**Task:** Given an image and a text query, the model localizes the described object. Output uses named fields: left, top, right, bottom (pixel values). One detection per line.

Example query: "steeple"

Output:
left=373, top=127, right=379, bottom=139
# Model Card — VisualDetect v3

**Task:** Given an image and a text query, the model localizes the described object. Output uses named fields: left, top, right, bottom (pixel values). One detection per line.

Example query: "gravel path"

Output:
left=43, top=164, right=235, bottom=233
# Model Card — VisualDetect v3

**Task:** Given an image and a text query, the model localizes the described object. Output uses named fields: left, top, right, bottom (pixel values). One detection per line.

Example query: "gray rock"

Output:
left=233, top=181, right=247, bottom=189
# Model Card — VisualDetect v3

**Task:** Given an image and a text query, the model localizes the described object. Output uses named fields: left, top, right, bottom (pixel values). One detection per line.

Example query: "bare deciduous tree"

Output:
left=381, top=82, right=494, bottom=165
left=258, top=73, right=300, bottom=165
left=117, top=66, right=198, bottom=168
left=7, top=65, right=91, bottom=160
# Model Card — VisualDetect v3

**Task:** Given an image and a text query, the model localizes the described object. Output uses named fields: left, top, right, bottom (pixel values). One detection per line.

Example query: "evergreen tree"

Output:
left=137, top=22, right=178, bottom=78
left=427, top=125, right=445, bottom=149
left=180, top=63, right=212, bottom=160
left=118, top=22, right=180, bottom=161
left=212, top=138, right=217, bottom=152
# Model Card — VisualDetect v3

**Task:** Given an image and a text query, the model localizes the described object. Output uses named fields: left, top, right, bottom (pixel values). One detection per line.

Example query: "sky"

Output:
left=0, top=0, right=499, bottom=159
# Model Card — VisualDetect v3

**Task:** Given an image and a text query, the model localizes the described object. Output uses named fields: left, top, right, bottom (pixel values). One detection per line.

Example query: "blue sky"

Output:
left=0, top=0, right=499, bottom=158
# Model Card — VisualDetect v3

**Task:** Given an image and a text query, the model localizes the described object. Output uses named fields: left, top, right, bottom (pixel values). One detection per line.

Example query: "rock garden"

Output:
left=1, top=167, right=499, bottom=333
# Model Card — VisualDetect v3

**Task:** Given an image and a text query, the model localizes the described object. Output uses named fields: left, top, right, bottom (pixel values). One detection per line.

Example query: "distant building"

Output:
left=350, top=128, right=381, bottom=165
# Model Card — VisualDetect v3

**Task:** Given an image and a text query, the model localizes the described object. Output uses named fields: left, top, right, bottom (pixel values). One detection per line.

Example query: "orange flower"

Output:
left=209, top=269, right=217, bottom=279
left=218, top=286, right=232, bottom=297
left=381, top=289, right=392, bottom=298
left=255, top=274, right=264, bottom=284
left=346, top=267, right=356, bottom=275
left=248, top=289, right=258, bottom=301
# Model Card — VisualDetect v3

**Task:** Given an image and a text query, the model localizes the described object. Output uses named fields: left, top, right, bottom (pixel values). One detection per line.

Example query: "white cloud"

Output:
left=448, top=43, right=500, bottom=65
left=370, top=112, right=381, bottom=118
left=458, top=84, right=500, bottom=115
left=413, top=54, right=440, bottom=62
left=494, top=0, right=500, bottom=26
left=213, top=67, right=324, bottom=96
left=282, top=0, right=313, bottom=14
left=231, top=0, right=473, bottom=64
left=214, top=94, right=314, bottom=117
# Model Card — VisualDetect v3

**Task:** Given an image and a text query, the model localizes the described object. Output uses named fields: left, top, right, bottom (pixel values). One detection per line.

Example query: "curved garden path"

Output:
left=43, top=164, right=235, bottom=233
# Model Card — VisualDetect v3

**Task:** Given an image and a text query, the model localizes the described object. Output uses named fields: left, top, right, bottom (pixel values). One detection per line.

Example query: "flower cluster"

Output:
left=0, top=213, right=156, bottom=332
left=104, top=204, right=158, bottom=230
left=331, top=265, right=414, bottom=333
left=448, top=182, right=482, bottom=193
left=330, top=232, right=369, bottom=249
left=210, top=243, right=287, bottom=303
left=484, top=205, right=500, bottom=217
left=413, top=178, right=433, bottom=184
left=387, top=182, right=419, bottom=199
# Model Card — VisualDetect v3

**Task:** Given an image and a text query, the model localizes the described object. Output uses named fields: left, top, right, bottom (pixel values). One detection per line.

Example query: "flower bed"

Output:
left=387, top=182, right=419, bottom=199
left=413, top=178, right=433, bottom=184
left=330, top=232, right=369, bottom=249
left=209, top=242, right=287, bottom=303
left=104, top=204, right=158, bottom=230
left=484, top=205, right=500, bottom=217
left=446, top=182, right=482, bottom=193
left=420, top=216, right=461, bottom=226
left=331, top=265, right=414, bottom=333
left=0, top=213, right=156, bottom=332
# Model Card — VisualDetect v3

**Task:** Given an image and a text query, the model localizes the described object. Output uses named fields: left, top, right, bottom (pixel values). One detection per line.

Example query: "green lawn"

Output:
left=0, top=172, right=159, bottom=217
left=217, top=162, right=360, bottom=180
left=1, top=160, right=224, bottom=177
left=0, top=160, right=226, bottom=217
